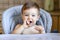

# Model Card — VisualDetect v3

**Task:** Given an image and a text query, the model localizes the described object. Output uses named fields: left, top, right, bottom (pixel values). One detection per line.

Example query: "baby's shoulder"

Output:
left=15, top=24, right=22, bottom=29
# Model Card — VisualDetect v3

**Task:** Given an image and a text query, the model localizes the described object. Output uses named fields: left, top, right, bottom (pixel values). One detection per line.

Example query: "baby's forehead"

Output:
left=23, top=12, right=39, bottom=15
left=23, top=8, right=39, bottom=14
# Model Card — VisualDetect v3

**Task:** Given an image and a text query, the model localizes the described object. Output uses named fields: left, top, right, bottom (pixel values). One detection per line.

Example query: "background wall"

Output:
left=59, top=0, right=60, bottom=9
left=54, top=0, right=60, bottom=10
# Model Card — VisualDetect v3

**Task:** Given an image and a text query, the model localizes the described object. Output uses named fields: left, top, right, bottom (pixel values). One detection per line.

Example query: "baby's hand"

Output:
left=23, top=20, right=28, bottom=28
left=34, top=27, right=41, bottom=32
left=23, top=20, right=32, bottom=27
left=34, top=26, right=45, bottom=34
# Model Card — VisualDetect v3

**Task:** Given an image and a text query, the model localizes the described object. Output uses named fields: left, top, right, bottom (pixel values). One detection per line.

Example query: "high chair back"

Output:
left=2, top=5, right=52, bottom=34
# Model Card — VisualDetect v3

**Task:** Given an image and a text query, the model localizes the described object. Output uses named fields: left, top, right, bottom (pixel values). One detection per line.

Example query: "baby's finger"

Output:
left=35, top=27, right=41, bottom=32
left=26, top=21, right=30, bottom=25
left=23, top=20, right=27, bottom=25
left=23, top=20, right=28, bottom=28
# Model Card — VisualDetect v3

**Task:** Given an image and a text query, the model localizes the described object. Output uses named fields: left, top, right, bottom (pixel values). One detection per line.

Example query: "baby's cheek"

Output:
left=33, top=19, right=37, bottom=23
left=34, top=17, right=37, bottom=20
left=23, top=17, right=27, bottom=21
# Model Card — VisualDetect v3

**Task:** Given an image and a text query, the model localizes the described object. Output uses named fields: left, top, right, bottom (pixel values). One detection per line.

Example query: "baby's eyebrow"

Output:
left=24, top=13, right=29, bottom=15
left=32, top=14, right=35, bottom=15
left=25, top=13, right=29, bottom=15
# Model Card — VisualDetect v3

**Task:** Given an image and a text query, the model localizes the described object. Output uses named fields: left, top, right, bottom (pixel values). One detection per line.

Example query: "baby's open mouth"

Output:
left=26, top=21, right=33, bottom=25
left=30, top=21, right=32, bottom=23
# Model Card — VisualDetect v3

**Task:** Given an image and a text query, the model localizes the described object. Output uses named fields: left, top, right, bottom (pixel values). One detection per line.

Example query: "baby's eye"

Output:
left=25, top=15, right=28, bottom=16
left=32, top=15, right=35, bottom=17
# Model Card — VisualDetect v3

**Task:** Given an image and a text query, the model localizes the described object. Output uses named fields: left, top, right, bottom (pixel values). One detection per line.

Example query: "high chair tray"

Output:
left=0, top=33, right=60, bottom=40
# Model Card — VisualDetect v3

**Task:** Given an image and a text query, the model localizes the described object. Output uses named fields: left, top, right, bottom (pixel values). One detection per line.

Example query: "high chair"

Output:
left=2, top=5, right=52, bottom=34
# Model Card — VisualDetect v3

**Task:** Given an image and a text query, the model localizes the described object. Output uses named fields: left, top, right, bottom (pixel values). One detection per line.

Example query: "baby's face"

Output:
left=22, top=7, right=40, bottom=27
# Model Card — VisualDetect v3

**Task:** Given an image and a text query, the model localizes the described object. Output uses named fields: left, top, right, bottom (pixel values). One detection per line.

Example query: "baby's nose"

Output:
left=28, top=18, right=32, bottom=21
left=28, top=16, right=32, bottom=20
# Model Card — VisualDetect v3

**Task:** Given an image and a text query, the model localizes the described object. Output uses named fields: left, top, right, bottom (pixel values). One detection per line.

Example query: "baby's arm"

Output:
left=35, top=26, right=45, bottom=34
left=11, top=24, right=24, bottom=34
